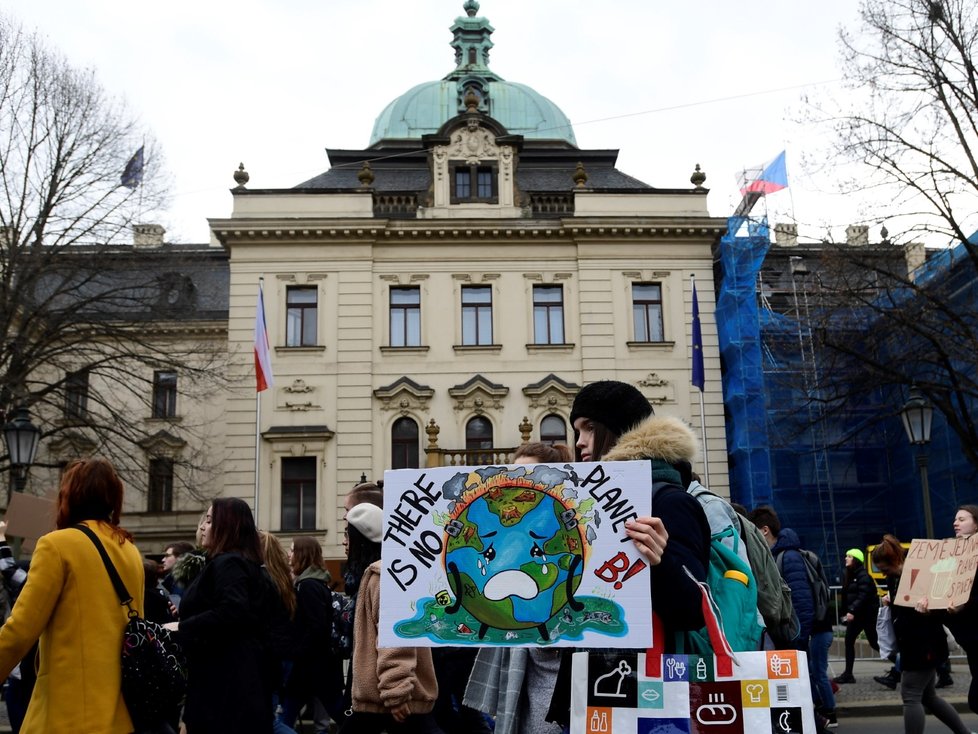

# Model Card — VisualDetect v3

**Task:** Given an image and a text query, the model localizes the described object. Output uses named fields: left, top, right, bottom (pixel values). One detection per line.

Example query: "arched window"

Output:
left=466, top=416, right=494, bottom=454
left=540, top=414, right=567, bottom=446
left=391, top=417, right=420, bottom=470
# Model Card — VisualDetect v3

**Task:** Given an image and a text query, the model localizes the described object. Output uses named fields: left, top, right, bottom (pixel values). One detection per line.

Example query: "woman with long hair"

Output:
left=872, top=535, right=971, bottom=734
left=833, top=548, right=880, bottom=683
left=277, top=536, right=344, bottom=730
left=946, top=504, right=978, bottom=714
left=165, top=497, right=277, bottom=734
left=338, top=501, right=441, bottom=734
left=0, top=457, right=145, bottom=733
left=259, top=531, right=300, bottom=734
left=547, top=381, right=710, bottom=728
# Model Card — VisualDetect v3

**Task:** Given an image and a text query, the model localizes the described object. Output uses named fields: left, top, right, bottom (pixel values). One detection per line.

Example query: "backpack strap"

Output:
left=74, top=525, right=136, bottom=614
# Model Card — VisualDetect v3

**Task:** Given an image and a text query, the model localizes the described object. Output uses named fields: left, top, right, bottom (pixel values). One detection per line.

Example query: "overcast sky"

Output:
left=2, top=0, right=870, bottom=245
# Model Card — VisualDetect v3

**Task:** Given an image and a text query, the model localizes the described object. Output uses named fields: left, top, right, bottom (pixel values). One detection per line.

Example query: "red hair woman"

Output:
left=0, top=457, right=145, bottom=733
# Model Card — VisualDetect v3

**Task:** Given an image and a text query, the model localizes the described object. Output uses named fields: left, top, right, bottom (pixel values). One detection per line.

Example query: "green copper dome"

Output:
left=369, top=2, right=577, bottom=147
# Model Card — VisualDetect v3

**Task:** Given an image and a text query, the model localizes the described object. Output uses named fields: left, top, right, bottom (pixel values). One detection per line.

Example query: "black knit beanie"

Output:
left=569, top=380, right=653, bottom=438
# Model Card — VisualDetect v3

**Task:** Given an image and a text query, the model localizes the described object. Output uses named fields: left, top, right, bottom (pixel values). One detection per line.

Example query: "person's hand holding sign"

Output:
left=625, top=516, right=668, bottom=566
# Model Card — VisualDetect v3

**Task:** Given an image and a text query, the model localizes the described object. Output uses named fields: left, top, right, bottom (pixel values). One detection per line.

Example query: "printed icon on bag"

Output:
left=587, top=707, right=612, bottom=733
left=770, top=707, right=803, bottom=733
left=638, top=681, right=664, bottom=709
left=664, top=655, right=689, bottom=681
left=767, top=650, right=799, bottom=679
left=586, top=652, right=637, bottom=707
left=689, top=681, right=744, bottom=733
left=594, top=660, right=632, bottom=698
left=694, top=692, right=738, bottom=726
left=744, top=682, right=766, bottom=705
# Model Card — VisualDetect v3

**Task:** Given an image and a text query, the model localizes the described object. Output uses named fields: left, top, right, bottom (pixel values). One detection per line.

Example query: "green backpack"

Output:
left=653, top=482, right=764, bottom=653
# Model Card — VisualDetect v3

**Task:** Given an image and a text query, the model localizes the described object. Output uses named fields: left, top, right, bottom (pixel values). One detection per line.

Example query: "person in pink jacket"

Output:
left=338, top=501, right=442, bottom=734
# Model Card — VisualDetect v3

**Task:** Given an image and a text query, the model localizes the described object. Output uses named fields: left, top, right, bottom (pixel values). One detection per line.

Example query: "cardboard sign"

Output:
left=4, top=491, right=57, bottom=552
left=378, top=461, right=653, bottom=648
left=894, top=536, right=978, bottom=609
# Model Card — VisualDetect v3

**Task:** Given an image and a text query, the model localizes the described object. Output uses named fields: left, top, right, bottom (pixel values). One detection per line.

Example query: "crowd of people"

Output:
left=0, top=383, right=976, bottom=734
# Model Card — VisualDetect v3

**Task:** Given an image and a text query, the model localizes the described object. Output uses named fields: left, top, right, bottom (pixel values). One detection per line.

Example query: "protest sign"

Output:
left=4, top=491, right=56, bottom=552
left=378, top=461, right=653, bottom=648
left=894, top=535, right=978, bottom=609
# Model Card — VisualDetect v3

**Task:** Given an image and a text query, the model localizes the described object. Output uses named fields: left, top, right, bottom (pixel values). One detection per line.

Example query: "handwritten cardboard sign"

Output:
left=378, top=461, right=653, bottom=648
left=4, top=491, right=56, bottom=552
left=894, top=536, right=978, bottom=609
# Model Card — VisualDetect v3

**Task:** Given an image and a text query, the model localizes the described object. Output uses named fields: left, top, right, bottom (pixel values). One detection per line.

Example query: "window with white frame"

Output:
left=390, top=286, right=422, bottom=347
left=461, top=285, right=493, bottom=345
left=286, top=286, right=318, bottom=347
left=532, top=285, right=565, bottom=345
left=632, top=283, right=664, bottom=342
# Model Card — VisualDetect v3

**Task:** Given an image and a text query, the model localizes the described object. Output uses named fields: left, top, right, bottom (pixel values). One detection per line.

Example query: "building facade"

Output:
left=210, top=2, right=728, bottom=560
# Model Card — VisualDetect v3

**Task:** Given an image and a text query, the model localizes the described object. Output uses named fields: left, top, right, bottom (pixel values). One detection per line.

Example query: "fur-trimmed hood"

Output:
left=602, top=415, right=699, bottom=464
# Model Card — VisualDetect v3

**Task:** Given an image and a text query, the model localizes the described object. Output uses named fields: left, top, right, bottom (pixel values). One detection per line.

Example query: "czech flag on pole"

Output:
left=737, top=150, right=788, bottom=196
left=255, top=282, right=274, bottom=392
left=691, top=279, right=705, bottom=391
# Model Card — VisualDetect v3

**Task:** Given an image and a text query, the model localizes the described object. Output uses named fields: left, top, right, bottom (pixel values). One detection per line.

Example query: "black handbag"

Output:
left=75, top=525, right=187, bottom=733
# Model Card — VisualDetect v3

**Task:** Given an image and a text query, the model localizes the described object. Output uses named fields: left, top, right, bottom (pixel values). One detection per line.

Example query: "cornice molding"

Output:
left=211, top=219, right=727, bottom=244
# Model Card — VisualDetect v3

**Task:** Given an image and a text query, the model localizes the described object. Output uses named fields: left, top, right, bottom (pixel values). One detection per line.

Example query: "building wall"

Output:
left=218, top=214, right=728, bottom=561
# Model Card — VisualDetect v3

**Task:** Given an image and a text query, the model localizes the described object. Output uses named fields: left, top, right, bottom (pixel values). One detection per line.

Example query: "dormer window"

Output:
left=452, top=164, right=497, bottom=203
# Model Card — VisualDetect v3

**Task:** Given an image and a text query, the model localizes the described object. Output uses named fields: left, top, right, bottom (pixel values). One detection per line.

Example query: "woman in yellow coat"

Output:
left=0, top=457, right=144, bottom=733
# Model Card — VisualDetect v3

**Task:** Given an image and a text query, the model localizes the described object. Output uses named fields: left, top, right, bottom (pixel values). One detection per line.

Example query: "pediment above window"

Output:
left=448, top=374, right=509, bottom=413
left=138, top=430, right=187, bottom=457
left=522, top=373, right=580, bottom=410
left=374, top=376, right=435, bottom=413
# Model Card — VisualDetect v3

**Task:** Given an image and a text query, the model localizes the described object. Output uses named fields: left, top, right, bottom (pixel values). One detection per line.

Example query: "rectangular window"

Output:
left=461, top=285, right=493, bottom=345
left=632, top=283, right=664, bottom=342
left=152, top=371, right=177, bottom=418
left=451, top=165, right=497, bottom=203
left=64, top=369, right=89, bottom=420
left=148, top=458, right=174, bottom=512
left=286, top=286, right=318, bottom=347
left=477, top=169, right=494, bottom=199
left=281, top=457, right=316, bottom=531
left=533, top=285, right=565, bottom=345
left=390, top=286, right=421, bottom=347
left=455, top=169, right=472, bottom=200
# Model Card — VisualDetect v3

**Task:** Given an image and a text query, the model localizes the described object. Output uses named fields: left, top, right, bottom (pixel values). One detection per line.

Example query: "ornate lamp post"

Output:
left=900, top=386, right=934, bottom=538
left=3, top=406, right=40, bottom=498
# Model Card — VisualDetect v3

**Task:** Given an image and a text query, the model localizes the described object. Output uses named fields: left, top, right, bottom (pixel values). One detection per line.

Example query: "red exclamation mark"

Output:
left=614, top=558, right=647, bottom=589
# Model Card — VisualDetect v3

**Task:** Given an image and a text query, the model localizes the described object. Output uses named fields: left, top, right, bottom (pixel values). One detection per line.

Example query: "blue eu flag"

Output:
left=691, top=280, right=705, bottom=391
left=121, top=146, right=144, bottom=189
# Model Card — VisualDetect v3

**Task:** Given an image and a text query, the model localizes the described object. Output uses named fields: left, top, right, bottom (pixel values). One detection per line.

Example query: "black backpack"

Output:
left=77, top=526, right=187, bottom=734
left=777, top=547, right=831, bottom=623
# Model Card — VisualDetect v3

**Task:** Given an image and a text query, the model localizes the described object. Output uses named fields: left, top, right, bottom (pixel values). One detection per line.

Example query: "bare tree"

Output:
left=764, top=0, right=978, bottom=470
left=834, top=0, right=978, bottom=251
left=0, top=15, right=227, bottom=502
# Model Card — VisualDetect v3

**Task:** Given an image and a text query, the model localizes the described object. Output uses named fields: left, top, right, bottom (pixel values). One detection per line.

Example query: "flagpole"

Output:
left=253, top=275, right=272, bottom=528
left=699, top=391, right=710, bottom=488
left=254, top=388, right=261, bottom=528
left=691, top=274, right=711, bottom=487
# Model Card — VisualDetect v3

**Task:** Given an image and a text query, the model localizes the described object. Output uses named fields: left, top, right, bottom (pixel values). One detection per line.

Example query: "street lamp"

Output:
left=3, top=406, right=40, bottom=496
left=900, top=386, right=934, bottom=538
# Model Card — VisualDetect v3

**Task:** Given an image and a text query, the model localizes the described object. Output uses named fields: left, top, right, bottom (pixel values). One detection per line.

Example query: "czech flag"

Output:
left=737, top=150, right=788, bottom=196
left=254, top=282, right=274, bottom=392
